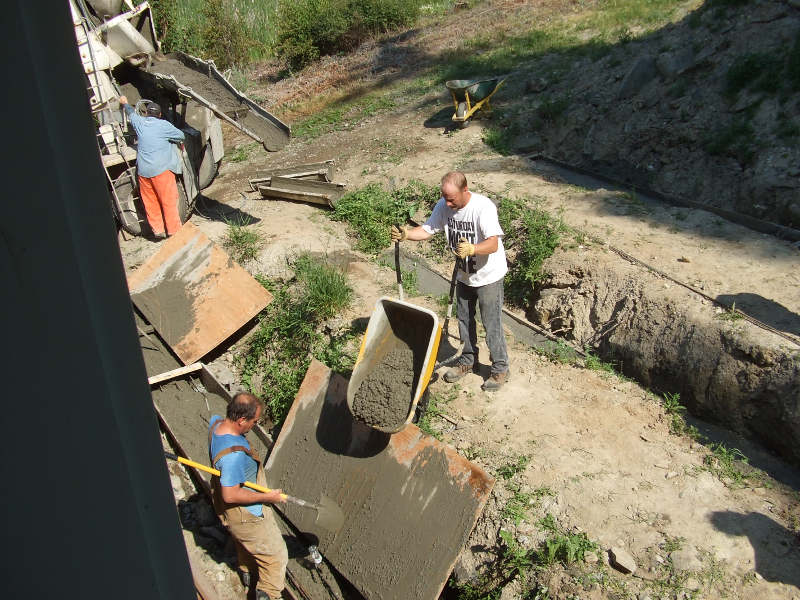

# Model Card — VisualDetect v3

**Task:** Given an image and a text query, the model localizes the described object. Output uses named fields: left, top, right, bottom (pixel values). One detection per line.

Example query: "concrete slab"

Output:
left=128, top=222, right=272, bottom=364
left=265, top=360, right=494, bottom=600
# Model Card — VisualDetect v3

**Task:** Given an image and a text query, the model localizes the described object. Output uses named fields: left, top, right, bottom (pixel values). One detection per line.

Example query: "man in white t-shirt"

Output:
left=391, top=171, right=510, bottom=391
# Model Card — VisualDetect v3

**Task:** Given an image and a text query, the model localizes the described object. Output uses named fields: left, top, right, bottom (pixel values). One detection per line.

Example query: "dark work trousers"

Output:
left=456, top=278, right=509, bottom=375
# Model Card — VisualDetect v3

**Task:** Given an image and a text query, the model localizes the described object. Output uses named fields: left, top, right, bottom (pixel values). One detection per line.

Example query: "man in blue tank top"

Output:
left=209, top=393, right=288, bottom=599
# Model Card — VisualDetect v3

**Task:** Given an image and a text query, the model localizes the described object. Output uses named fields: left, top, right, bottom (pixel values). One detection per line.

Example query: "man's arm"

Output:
left=405, top=225, right=433, bottom=241
left=220, top=484, right=285, bottom=506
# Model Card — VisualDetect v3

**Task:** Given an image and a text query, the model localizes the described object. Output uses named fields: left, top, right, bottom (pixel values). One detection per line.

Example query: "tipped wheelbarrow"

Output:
left=445, top=76, right=507, bottom=128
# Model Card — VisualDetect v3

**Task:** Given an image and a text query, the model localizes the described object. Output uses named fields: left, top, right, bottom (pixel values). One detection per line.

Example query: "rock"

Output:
left=665, top=471, right=679, bottom=479
left=170, top=474, right=185, bottom=499
left=608, top=547, right=637, bottom=574
left=638, top=594, right=653, bottom=600
left=525, top=77, right=548, bottom=93
left=585, top=551, right=599, bottom=564
left=670, top=547, right=702, bottom=572
left=617, top=56, right=657, bottom=99
left=512, top=132, right=543, bottom=153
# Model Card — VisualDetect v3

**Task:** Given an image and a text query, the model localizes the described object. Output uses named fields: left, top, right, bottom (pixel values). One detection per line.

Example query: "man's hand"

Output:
left=390, top=225, right=408, bottom=242
left=456, top=239, right=475, bottom=259
left=265, top=489, right=286, bottom=504
left=118, top=95, right=128, bottom=105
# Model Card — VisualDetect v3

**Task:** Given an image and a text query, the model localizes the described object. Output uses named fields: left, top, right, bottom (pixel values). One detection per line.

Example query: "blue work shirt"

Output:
left=123, top=103, right=185, bottom=178
left=209, top=415, right=262, bottom=517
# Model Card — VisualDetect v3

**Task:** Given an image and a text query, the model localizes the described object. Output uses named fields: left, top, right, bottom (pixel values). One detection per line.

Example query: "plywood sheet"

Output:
left=128, top=222, right=272, bottom=364
left=265, top=360, right=494, bottom=600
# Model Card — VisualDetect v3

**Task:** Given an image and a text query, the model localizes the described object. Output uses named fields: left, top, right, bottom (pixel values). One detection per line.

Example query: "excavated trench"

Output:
left=529, top=248, right=800, bottom=466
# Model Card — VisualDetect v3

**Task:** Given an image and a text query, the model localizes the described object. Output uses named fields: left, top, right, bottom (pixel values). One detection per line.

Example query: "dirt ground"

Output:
left=118, top=4, right=800, bottom=596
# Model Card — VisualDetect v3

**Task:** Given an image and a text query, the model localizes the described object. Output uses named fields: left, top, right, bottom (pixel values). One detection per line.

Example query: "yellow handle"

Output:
left=173, top=454, right=286, bottom=499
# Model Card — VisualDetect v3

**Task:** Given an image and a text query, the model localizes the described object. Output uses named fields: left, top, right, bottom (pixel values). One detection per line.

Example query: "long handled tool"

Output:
left=435, top=257, right=464, bottom=367
left=165, top=452, right=344, bottom=532
left=394, top=238, right=404, bottom=301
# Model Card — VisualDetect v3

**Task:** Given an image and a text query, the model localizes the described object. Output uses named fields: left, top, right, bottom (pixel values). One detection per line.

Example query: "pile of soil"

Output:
left=350, top=344, right=415, bottom=429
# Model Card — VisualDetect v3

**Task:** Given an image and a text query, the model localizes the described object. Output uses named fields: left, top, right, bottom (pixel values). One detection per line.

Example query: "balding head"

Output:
left=227, top=392, right=261, bottom=421
left=441, top=171, right=467, bottom=191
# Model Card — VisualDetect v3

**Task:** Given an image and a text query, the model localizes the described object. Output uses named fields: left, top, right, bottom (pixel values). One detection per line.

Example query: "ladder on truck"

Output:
left=72, top=0, right=142, bottom=234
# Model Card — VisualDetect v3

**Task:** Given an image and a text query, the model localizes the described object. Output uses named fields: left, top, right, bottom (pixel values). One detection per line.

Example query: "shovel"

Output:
left=435, top=257, right=464, bottom=367
left=165, top=452, right=345, bottom=533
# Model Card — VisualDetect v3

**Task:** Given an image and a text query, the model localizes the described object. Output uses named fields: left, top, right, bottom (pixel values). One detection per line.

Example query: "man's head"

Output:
left=441, top=171, right=470, bottom=210
left=146, top=102, right=162, bottom=118
left=227, top=392, right=263, bottom=432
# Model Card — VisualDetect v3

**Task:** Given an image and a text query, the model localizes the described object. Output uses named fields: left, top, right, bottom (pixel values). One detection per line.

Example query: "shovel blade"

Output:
left=435, top=318, right=463, bottom=367
left=314, top=495, right=344, bottom=533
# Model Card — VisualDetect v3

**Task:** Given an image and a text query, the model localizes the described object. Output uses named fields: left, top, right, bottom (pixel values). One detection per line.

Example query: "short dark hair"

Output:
left=227, top=392, right=261, bottom=421
left=146, top=102, right=161, bottom=117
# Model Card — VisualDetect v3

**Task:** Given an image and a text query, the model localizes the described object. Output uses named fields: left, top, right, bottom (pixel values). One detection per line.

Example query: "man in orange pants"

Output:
left=119, top=96, right=185, bottom=238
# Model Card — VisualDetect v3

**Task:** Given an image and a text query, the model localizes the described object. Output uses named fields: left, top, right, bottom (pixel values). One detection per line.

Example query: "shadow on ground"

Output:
left=709, top=510, right=800, bottom=588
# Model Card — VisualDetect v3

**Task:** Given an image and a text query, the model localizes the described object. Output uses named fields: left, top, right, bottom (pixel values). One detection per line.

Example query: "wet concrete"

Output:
left=149, top=58, right=243, bottom=113
left=351, top=345, right=415, bottom=429
left=265, top=361, right=494, bottom=600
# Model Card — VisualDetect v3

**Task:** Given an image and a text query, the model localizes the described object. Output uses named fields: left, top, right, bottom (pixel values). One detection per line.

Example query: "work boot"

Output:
left=481, top=370, right=510, bottom=392
left=443, top=362, right=473, bottom=383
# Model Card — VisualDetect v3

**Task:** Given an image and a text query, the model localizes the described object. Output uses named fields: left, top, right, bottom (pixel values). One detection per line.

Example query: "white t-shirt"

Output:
left=422, top=192, right=508, bottom=287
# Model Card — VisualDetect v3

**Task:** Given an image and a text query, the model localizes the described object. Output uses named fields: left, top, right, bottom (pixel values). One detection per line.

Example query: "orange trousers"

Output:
left=138, top=170, right=181, bottom=236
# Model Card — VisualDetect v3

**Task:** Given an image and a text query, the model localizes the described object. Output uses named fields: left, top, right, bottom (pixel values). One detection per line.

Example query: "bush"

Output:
left=276, top=0, right=422, bottom=69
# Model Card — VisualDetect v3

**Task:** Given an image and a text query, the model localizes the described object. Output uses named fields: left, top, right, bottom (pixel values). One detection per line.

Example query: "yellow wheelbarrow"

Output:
left=446, top=76, right=507, bottom=128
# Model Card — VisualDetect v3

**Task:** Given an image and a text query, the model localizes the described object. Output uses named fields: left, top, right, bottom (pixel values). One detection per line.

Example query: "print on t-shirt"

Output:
left=447, top=217, right=477, bottom=273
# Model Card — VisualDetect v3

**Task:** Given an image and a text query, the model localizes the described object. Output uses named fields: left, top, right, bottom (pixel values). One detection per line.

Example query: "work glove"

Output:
left=456, top=239, right=475, bottom=259
left=390, top=225, right=408, bottom=242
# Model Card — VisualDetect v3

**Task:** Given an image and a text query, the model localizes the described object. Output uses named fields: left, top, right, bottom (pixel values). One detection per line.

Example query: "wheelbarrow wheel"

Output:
left=456, top=102, right=470, bottom=129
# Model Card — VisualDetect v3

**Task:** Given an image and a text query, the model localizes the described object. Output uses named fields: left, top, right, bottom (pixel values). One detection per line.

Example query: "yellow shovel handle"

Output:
left=167, top=452, right=286, bottom=499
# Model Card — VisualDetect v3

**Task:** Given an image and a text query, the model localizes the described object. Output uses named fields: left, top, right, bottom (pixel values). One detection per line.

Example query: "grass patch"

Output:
left=238, top=254, right=353, bottom=427
left=716, top=302, right=744, bottom=322
left=537, top=340, right=579, bottom=364
left=583, top=347, right=618, bottom=378
left=533, top=518, right=598, bottom=567
left=226, top=142, right=258, bottom=163
left=498, top=196, right=565, bottom=306
left=497, top=453, right=531, bottom=480
left=292, top=93, right=396, bottom=139
left=401, top=268, right=419, bottom=296
left=417, top=385, right=457, bottom=440
left=331, top=180, right=439, bottom=254
left=704, top=443, right=750, bottom=487
left=502, top=485, right=534, bottom=525
left=222, top=216, right=262, bottom=264
left=662, top=391, right=699, bottom=438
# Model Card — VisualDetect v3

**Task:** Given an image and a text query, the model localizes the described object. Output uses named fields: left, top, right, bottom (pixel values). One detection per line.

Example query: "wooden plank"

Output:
left=149, top=362, right=203, bottom=385
left=257, top=185, right=332, bottom=207
left=265, top=360, right=495, bottom=600
left=128, top=222, right=272, bottom=364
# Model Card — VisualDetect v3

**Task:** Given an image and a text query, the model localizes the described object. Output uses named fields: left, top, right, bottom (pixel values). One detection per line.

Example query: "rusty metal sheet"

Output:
left=265, top=359, right=494, bottom=600
left=128, top=222, right=272, bottom=364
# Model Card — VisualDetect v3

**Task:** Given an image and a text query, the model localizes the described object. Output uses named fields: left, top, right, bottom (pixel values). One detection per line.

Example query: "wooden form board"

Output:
left=128, top=222, right=272, bottom=364
left=265, top=360, right=495, bottom=600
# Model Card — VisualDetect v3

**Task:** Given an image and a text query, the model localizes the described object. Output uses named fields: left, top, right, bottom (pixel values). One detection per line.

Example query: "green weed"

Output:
left=537, top=340, right=578, bottom=364
left=583, top=347, right=618, bottom=378
left=401, top=268, right=419, bottom=296
left=292, top=94, right=396, bottom=139
left=238, top=255, right=353, bottom=427
left=222, top=216, right=262, bottom=264
left=227, top=143, right=257, bottom=163
left=497, top=454, right=531, bottom=480
left=537, top=96, right=570, bottom=123
left=331, top=181, right=439, bottom=254
left=704, top=443, right=750, bottom=487
left=716, top=302, right=744, bottom=323
left=661, top=535, right=685, bottom=553
left=417, top=385, right=457, bottom=440
left=498, top=196, right=565, bottom=306
left=482, top=126, right=515, bottom=156
left=502, top=485, right=533, bottom=525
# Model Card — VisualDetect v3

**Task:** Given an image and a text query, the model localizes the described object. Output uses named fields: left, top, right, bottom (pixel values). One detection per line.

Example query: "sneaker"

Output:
left=443, top=363, right=473, bottom=383
left=481, top=370, right=510, bottom=392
